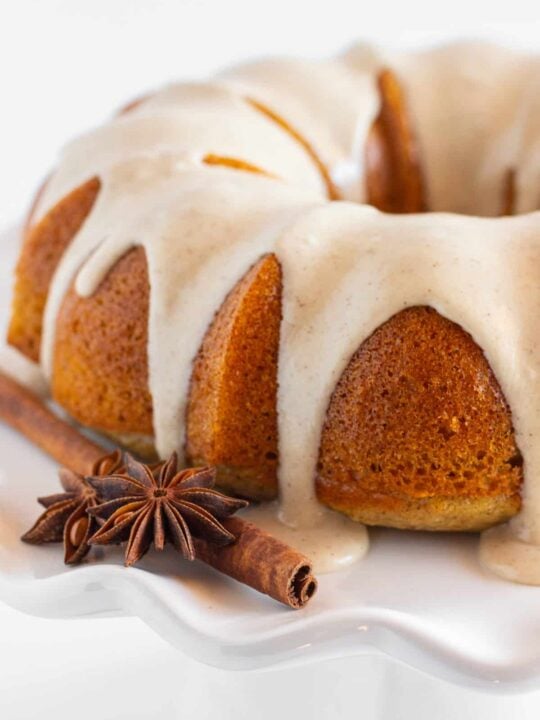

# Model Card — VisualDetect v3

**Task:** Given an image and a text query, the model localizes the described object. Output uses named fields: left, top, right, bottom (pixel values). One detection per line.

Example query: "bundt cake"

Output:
left=5, top=41, right=540, bottom=580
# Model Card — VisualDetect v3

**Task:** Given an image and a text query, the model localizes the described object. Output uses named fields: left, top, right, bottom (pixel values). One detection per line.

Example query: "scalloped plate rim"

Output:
left=1, top=561, right=540, bottom=691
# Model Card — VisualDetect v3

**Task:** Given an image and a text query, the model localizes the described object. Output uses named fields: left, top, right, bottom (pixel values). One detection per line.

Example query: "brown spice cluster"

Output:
left=22, top=450, right=247, bottom=567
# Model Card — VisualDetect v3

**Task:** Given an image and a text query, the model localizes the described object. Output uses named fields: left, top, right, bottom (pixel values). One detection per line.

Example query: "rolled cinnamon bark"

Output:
left=194, top=517, right=317, bottom=609
left=0, top=370, right=317, bottom=608
left=0, top=371, right=103, bottom=473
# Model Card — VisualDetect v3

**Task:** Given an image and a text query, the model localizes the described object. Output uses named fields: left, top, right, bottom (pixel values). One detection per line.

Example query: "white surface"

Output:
left=2, top=0, right=540, bottom=228
left=4, top=598, right=540, bottom=720
left=3, top=0, right=540, bottom=716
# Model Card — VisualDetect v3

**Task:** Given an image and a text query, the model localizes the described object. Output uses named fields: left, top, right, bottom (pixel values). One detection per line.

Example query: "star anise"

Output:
left=21, top=450, right=123, bottom=564
left=87, top=452, right=248, bottom=566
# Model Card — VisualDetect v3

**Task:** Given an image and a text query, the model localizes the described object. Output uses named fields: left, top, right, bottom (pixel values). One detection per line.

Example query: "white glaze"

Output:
left=221, top=51, right=381, bottom=201
left=241, top=502, right=369, bottom=573
left=480, top=524, right=540, bottom=585
left=34, top=83, right=327, bottom=223
left=12, top=42, right=540, bottom=577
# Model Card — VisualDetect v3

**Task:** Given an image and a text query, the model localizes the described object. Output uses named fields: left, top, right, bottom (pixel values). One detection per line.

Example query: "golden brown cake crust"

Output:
left=316, top=306, right=523, bottom=530
left=52, top=247, right=153, bottom=437
left=43, top=204, right=281, bottom=502
left=8, top=177, right=100, bottom=361
left=186, top=254, right=281, bottom=500
left=365, top=70, right=427, bottom=213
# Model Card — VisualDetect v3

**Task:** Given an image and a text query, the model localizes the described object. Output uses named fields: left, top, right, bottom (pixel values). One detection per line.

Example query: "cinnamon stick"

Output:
left=0, top=371, right=104, bottom=473
left=0, top=370, right=317, bottom=608
left=195, top=517, right=317, bottom=609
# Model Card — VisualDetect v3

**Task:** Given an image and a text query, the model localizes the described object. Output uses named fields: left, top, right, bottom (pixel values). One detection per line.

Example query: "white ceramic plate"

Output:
left=2, top=224, right=540, bottom=692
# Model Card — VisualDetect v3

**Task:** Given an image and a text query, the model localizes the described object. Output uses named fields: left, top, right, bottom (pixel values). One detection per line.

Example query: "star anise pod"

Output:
left=21, top=450, right=123, bottom=564
left=87, top=452, right=248, bottom=566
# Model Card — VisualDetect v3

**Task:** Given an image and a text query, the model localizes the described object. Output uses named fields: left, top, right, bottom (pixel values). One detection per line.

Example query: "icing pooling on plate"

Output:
left=9, top=42, right=540, bottom=577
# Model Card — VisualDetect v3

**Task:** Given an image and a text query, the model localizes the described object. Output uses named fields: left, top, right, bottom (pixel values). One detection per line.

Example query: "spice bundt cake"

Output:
left=6, top=41, right=540, bottom=579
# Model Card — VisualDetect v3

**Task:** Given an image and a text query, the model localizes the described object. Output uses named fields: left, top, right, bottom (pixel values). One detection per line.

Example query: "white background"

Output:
left=2, top=0, right=540, bottom=227
left=2, top=1, right=540, bottom=717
